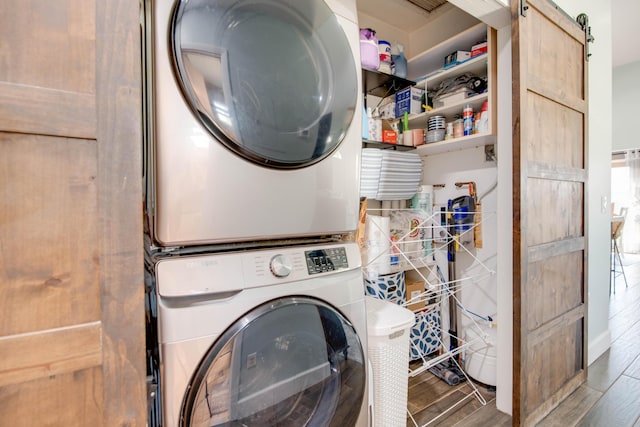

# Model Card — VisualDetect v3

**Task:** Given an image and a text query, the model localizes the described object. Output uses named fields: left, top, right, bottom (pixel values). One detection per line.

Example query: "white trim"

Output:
left=588, top=329, right=611, bottom=366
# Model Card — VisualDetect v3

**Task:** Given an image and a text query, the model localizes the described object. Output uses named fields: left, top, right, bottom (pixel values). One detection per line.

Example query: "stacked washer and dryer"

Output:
left=142, top=0, right=369, bottom=426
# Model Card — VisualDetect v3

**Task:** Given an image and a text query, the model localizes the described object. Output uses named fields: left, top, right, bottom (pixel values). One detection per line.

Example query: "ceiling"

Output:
left=405, top=0, right=448, bottom=13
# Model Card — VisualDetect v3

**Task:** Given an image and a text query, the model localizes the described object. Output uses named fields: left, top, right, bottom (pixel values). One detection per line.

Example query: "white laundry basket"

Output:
left=365, top=296, right=415, bottom=427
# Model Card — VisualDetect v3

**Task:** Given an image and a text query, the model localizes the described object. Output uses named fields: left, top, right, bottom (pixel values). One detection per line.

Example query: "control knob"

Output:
left=270, top=254, right=292, bottom=278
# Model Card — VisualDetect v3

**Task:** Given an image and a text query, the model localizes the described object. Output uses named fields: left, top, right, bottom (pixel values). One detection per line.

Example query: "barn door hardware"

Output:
left=576, top=13, right=595, bottom=61
left=520, top=0, right=528, bottom=17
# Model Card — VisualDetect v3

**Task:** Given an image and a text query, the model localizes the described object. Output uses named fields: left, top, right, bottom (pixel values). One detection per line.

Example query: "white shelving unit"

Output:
left=409, top=23, right=497, bottom=157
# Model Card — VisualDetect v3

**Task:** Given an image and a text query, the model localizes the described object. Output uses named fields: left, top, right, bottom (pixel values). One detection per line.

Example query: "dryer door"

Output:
left=170, top=0, right=358, bottom=169
left=181, top=297, right=366, bottom=427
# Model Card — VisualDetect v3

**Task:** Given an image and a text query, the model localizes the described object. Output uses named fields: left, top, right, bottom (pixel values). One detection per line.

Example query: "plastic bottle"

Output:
left=362, top=105, right=368, bottom=140
left=359, top=28, right=379, bottom=70
left=463, top=104, right=474, bottom=136
left=378, top=40, right=392, bottom=74
left=374, top=108, right=382, bottom=142
left=391, top=44, right=407, bottom=78
left=478, top=100, right=489, bottom=133
left=367, top=107, right=376, bottom=141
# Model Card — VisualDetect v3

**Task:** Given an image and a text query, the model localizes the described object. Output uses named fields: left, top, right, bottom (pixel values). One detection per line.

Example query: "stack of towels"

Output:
left=360, top=148, right=423, bottom=200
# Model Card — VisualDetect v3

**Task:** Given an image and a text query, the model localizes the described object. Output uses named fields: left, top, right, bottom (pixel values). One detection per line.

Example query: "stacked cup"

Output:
left=426, top=115, right=446, bottom=143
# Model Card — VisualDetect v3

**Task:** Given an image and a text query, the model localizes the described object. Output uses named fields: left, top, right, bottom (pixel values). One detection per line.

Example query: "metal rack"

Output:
left=363, top=205, right=496, bottom=426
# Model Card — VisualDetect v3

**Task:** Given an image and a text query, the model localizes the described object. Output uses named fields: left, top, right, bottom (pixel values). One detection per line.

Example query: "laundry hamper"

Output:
left=365, top=296, right=415, bottom=427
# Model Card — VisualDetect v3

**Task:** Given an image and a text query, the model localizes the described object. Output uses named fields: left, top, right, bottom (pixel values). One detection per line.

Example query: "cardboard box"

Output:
left=405, top=279, right=426, bottom=311
left=444, top=50, right=471, bottom=68
left=395, top=87, right=424, bottom=118
left=471, top=41, right=488, bottom=57
left=382, top=130, right=397, bottom=144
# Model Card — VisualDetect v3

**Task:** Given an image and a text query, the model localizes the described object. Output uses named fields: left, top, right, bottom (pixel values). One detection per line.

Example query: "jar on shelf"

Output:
left=453, top=119, right=464, bottom=138
left=445, top=122, right=454, bottom=140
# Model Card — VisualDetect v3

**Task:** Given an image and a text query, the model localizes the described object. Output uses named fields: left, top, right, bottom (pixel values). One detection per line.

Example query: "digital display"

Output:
left=304, top=247, right=348, bottom=275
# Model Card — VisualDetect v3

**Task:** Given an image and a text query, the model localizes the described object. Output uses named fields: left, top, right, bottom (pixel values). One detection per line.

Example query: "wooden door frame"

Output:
left=96, top=1, right=146, bottom=425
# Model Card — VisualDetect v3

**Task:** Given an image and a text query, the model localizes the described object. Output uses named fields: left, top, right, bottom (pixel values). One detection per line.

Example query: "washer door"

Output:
left=171, top=0, right=358, bottom=169
left=181, top=297, right=366, bottom=427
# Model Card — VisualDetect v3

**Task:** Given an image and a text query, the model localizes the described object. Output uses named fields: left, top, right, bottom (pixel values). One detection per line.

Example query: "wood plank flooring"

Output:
left=406, top=253, right=640, bottom=426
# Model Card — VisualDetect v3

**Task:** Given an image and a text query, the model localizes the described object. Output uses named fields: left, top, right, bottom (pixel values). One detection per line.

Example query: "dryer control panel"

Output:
left=156, top=243, right=360, bottom=297
left=304, top=247, right=349, bottom=275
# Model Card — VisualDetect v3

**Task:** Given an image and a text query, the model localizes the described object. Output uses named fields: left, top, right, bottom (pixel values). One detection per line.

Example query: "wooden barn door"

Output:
left=511, top=0, right=589, bottom=425
left=0, top=1, right=145, bottom=425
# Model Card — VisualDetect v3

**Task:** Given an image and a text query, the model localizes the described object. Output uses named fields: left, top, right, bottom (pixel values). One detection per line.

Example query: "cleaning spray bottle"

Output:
left=391, top=43, right=407, bottom=78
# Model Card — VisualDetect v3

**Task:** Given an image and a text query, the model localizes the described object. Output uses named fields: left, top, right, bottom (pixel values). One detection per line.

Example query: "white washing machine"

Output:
left=153, top=242, right=369, bottom=426
left=144, top=0, right=362, bottom=247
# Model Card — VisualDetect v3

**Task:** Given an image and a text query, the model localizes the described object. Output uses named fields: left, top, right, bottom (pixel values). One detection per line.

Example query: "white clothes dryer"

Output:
left=153, top=242, right=369, bottom=426
left=144, top=0, right=362, bottom=247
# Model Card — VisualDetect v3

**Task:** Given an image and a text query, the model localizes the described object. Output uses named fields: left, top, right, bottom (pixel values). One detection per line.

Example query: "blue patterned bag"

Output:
left=364, top=271, right=405, bottom=305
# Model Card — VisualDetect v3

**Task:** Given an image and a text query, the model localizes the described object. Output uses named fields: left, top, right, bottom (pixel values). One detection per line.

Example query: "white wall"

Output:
left=553, top=0, right=613, bottom=367
left=495, top=24, right=513, bottom=415
left=421, top=147, right=500, bottom=385
left=357, top=12, right=411, bottom=52
left=407, top=5, right=480, bottom=58
left=613, top=60, right=640, bottom=151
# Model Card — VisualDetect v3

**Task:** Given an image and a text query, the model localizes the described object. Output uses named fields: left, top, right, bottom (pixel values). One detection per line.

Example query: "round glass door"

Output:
left=180, top=297, right=366, bottom=427
left=171, top=0, right=358, bottom=168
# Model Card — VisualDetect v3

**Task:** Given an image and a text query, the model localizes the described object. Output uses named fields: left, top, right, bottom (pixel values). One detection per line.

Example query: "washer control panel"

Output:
left=304, top=247, right=349, bottom=275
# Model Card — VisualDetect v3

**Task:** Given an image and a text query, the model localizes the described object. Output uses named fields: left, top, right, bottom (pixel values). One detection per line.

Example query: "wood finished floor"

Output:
left=406, top=253, right=640, bottom=426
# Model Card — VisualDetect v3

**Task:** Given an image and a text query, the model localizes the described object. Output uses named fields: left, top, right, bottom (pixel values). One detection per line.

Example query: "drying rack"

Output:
left=363, top=206, right=496, bottom=427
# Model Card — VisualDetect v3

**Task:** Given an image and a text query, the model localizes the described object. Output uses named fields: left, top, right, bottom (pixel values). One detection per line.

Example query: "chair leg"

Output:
left=614, top=240, right=628, bottom=288
left=611, top=239, right=614, bottom=295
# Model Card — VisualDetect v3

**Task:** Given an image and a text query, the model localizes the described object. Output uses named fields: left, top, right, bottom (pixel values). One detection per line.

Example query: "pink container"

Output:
left=412, top=129, right=424, bottom=146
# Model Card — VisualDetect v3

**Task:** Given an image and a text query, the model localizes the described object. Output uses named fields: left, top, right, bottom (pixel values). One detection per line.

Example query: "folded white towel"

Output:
left=360, top=149, right=383, bottom=198
left=376, top=151, right=422, bottom=200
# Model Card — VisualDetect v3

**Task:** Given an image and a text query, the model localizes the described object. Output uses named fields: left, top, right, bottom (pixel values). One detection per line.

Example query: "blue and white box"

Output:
left=395, top=87, right=424, bottom=118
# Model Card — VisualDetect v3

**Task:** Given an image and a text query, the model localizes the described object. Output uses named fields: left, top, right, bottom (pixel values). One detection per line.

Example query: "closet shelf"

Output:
left=415, top=54, right=488, bottom=91
left=407, top=23, right=488, bottom=81
left=362, top=140, right=416, bottom=151
left=362, top=68, right=416, bottom=98
left=407, top=93, right=488, bottom=128
left=416, top=133, right=496, bottom=156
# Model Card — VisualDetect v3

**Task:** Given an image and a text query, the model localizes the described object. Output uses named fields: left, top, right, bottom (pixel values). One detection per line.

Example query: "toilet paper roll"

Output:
left=411, top=185, right=434, bottom=213
left=403, top=131, right=413, bottom=146
left=381, top=200, right=392, bottom=217
left=410, top=185, right=434, bottom=257
left=364, top=215, right=391, bottom=275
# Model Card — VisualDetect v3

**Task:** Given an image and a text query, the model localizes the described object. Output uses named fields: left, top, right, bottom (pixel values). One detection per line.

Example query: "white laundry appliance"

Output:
left=143, top=0, right=362, bottom=248
left=151, top=242, right=369, bottom=426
